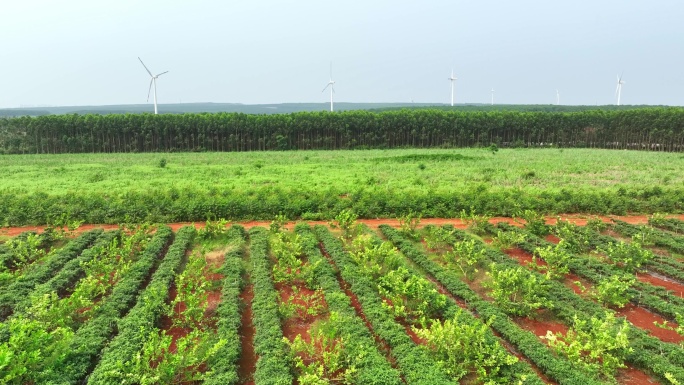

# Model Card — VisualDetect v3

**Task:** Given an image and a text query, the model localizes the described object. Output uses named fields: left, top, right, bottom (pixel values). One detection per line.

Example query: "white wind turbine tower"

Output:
left=615, top=73, right=625, bottom=106
left=322, top=63, right=335, bottom=112
left=556, top=90, right=560, bottom=105
left=138, top=57, right=168, bottom=115
left=448, top=69, right=457, bottom=106
left=491, top=88, right=494, bottom=105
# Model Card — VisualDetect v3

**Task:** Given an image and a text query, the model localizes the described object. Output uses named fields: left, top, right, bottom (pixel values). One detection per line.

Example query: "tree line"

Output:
left=1, top=108, right=683, bottom=154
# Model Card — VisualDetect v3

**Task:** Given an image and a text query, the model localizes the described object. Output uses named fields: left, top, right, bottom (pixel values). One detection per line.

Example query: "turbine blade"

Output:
left=322, top=84, right=330, bottom=92
left=139, top=57, right=153, bottom=77
left=615, top=83, right=620, bottom=96
left=156, top=71, right=169, bottom=77
left=147, top=78, right=153, bottom=102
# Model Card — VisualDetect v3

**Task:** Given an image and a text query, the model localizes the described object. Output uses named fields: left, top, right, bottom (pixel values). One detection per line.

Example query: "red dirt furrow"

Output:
left=277, top=282, right=328, bottom=346
left=4, top=214, right=684, bottom=237
left=616, top=304, right=683, bottom=344
left=618, top=366, right=658, bottom=385
left=636, top=272, right=684, bottom=298
left=544, top=234, right=561, bottom=244
left=237, top=281, right=256, bottom=385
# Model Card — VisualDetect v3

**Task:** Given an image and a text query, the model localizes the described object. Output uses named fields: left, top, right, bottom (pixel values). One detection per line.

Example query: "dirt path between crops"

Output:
left=3, top=214, right=683, bottom=237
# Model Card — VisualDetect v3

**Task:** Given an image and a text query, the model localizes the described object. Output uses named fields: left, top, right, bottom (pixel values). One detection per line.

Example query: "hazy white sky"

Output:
left=1, top=0, right=682, bottom=108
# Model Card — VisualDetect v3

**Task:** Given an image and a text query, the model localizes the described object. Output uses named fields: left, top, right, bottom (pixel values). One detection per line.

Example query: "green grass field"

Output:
left=0, top=148, right=682, bottom=225
left=1, top=148, right=682, bottom=193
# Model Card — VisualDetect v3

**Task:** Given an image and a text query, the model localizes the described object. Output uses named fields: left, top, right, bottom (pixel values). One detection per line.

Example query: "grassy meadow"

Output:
left=0, top=148, right=682, bottom=224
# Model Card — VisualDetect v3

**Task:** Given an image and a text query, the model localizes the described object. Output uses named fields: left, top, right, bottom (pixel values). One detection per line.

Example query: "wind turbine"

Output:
left=491, top=88, right=494, bottom=105
left=615, top=73, right=625, bottom=106
left=322, top=63, right=335, bottom=112
left=448, top=69, right=457, bottom=106
left=138, top=57, right=168, bottom=114
left=556, top=89, right=560, bottom=105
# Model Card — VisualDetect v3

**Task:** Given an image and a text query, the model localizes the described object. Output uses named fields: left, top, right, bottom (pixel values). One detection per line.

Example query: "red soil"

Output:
left=516, top=312, right=569, bottom=339
left=159, top=286, right=189, bottom=353
left=278, top=282, right=328, bottom=345
left=619, top=366, right=658, bottom=385
left=5, top=215, right=683, bottom=237
left=237, top=282, right=256, bottom=385
left=616, top=304, right=684, bottom=344
left=637, top=272, right=684, bottom=298
left=504, top=247, right=544, bottom=267
left=544, top=234, right=561, bottom=244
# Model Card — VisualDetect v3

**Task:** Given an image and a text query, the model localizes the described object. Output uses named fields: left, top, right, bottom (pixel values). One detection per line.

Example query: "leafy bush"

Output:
left=484, top=265, right=553, bottom=317
left=415, top=310, right=520, bottom=384
left=544, top=312, right=632, bottom=379
left=532, top=241, right=572, bottom=280
left=443, top=239, right=486, bottom=281
left=597, top=240, right=654, bottom=272
left=594, top=275, right=635, bottom=308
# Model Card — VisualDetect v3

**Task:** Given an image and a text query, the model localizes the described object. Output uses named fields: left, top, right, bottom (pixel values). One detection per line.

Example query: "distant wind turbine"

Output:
left=138, top=57, right=168, bottom=115
left=322, top=63, right=335, bottom=112
left=615, top=73, right=625, bottom=106
left=491, top=88, right=494, bottom=105
left=448, top=69, right=457, bottom=106
left=556, top=90, right=560, bottom=105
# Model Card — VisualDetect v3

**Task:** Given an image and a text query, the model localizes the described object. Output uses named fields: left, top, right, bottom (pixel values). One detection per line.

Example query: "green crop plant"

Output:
left=532, top=241, right=572, bottom=280
left=444, top=239, right=487, bottom=281
left=593, top=274, right=635, bottom=308
left=414, top=309, right=521, bottom=384
left=491, top=230, right=527, bottom=250
left=484, top=264, right=553, bottom=317
left=459, top=207, right=491, bottom=235
left=378, top=267, right=447, bottom=328
left=597, top=240, right=654, bottom=272
left=544, top=312, right=632, bottom=379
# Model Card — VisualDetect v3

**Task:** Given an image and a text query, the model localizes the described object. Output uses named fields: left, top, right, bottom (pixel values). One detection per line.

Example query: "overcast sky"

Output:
left=1, top=0, right=682, bottom=108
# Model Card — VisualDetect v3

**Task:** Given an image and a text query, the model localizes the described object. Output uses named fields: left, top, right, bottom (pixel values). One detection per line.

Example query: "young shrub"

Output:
left=517, top=210, right=549, bottom=236
left=484, top=265, right=553, bottom=317
left=597, top=240, right=654, bottom=272
left=398, top=211, right=421, bottom=241
left=544, top=312, right=632, bottom=379
left=553, top=220, right=591, bottom=253
left=444, top=239, right=487, bottom=281
left=377, top=267, right=447, bottom=328
left=331, top=209, right=360, bottom=239
left=414, top=309, right=520, bottom=384
left=491, top=230, right=527, bottom=250
left=459, top=207, right=491, bottom=235
left=532, top=240, right=572, bottom=280
left=593, top=274, right=635, bottom=308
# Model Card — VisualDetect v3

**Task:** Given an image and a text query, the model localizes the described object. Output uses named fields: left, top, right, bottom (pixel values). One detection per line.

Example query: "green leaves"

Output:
left=544, top=312, right=632, bottom=379
left=484, top=265, right=553, bottom=317
left=416, top=310, right=518, bottom=383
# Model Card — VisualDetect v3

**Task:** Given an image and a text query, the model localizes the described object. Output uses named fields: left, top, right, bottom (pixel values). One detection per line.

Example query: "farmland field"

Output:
left=1, top=215, right=684, bottom=384
left=0, top=148, right=683, bottom=226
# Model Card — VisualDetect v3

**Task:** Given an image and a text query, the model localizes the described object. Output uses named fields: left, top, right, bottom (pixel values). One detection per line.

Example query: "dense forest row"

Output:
left=1, top=108, right=683, bottom=154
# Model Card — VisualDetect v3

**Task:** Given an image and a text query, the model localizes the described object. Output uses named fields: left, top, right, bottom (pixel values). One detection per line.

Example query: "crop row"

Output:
left=0, top=230, right=102, bottom=321
left=474, top=223, right=684, bottom=383
left=380, top=225, right=603, bottom=385
left=294, top=224, right=404, bottom=384
left=41, top=226, right=175, bottom=384
left=203, top=225, right=247, bottom=385
left=86, top=226, right=195, bottom=384
left=506, top=224, right=684, bottom=322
